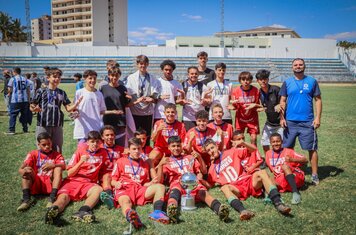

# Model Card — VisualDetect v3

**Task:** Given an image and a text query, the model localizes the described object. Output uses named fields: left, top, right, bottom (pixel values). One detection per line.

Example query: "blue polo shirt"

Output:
left=279, top=75, right=321, bottom=122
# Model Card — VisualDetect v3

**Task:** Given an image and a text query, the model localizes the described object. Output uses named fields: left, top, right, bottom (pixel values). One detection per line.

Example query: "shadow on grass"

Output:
left=304, top=165, right=344, bottom=180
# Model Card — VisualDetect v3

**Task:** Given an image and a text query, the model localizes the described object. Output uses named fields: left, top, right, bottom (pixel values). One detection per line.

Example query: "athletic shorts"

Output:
left=169, top=181, right=207, bottom=203
left=113, top=183, right=151, bottom=207
left=283, top=120, right=318, bottom=150
left=231, top=175, right=263, bottom=201
left=275, top=169, right=305, bottom=193
left=261, top=124, right=284, bottom=146
left=153, top=146, right=171, bottom=156
left=57, top=178, right=98, bottom=201
left=31, top=175, right=52, bottom=195
left=235, top=119, right=260, bottom=135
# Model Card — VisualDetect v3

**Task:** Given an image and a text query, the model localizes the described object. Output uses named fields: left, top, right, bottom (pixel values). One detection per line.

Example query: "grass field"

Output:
left=0, top=83, right=355, bottom=235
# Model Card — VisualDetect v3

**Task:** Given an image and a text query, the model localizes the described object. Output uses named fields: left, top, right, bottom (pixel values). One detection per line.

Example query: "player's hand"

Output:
left=124, top=91, right=132, bottom=100
left=158, top=154, right=170, bottom=166
left=216, top=128, right=224, bottom=138
left=191, top=150, right=201, bottom=159
left=111, top=109, right=124, bottom=115
left=245, top=166, right=255, bottom=174
left=22, top=167, right=33, bottom=179
left=280, top=119, right=287, bottom=128
left=189, top=131, right=195, bottom=141
left=274, top=104, right=281, bottom=113
left=313, top=117, right=321, bottom=129
left=80, top=155, right=89, bottom=163
left=157, top=123, right=166, bottom=132
left=135, top=96, right=145, bottom=104
left=42, top=162, right=55, bottom=172
left=123, top=148, right=129, bottom=155
left=284, top=156, right=293, bottom=162
left=244, top=103, right=257, bottom=110
left=31, top=104, right=42, bottom=112
left=231, top=139, right=244, bottom=148
left=114, top=181, right=122, bottom=189
left=177, top=89, right=185, bottom=99
left=144, top=96, right=154, bottom=103
left=227, top=104, right=236, bottom=110
left=257, top=107, right=266, bottom=112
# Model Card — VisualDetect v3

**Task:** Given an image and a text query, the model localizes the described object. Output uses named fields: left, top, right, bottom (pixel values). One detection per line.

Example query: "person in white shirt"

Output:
left=154, top=60, right=183, bottom=122
left=125, top=55, right=161, bottom=146
left=207, top=63, right=233, bottom=124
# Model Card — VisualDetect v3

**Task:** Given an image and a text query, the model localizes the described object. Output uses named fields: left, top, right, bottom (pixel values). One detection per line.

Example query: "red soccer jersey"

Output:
left=231, top=85, right=260, bottom=124
left=240, top=149, right=263, bottom=172
left=24, top=150, right=65, bottom=177
left=207, top=122, right=234, bottom=150
left=67, top=147, right=109, bottom=183
left=112, top=156, right=151, bottom=185
left=184, top=127, right=217, bottom=166
left=163, top=155, right=201, bottom=185
left=153, top=120, right=186, bottom=148
left=101, top=144, right=124, bottom=172
left=265, top=148, right=305, bottom=176
left=207, top=148, right=249, bottom=186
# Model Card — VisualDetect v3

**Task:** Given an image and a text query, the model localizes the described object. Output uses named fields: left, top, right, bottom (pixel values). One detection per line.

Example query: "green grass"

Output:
left=0, top=83, right=355, bottom=235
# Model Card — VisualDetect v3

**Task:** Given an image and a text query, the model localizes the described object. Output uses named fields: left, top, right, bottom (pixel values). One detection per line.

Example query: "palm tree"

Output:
left=10, top=18, right=27, bottom=42
left=0, top=12, right=12, bottom=42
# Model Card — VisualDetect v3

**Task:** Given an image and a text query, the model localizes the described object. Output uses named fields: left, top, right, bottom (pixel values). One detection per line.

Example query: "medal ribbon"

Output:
left=195, top=128, right=207, bottom=146
left=170, top=155, right=184, bottom=170
left=240, top=86, right=251, bottom=103
left=215, top=80, right=225, bottom=96
left=164, top=120, right=176, bottom=137
left=129, top=156, right=141, bottom=178
left=104, top=144, right=115, bottom=162
left=214, top=152, right=222, bottom=177
left=272, top=150, right=282, bottom=167
left=37, top=150, right=49, bottom=169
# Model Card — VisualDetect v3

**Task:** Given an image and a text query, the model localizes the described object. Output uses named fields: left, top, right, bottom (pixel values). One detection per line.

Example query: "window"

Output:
left=239, top=45, right=244, bottom=48
left=179, top=44, right=189, bottom=47
left=265, top=33, right=270, bottom=36
left=281, top=34, right=284, bottom=38
left=272, top=32, right=277, bottom=35
left=259, top=46, right=267, bottom=48
left=248, top=45, right=255, bottom=48
left=252, top=34, right=257, bottom=36
left=246, top=34, right=251, bottom=37
left=193, top=45, right=203, bottom=47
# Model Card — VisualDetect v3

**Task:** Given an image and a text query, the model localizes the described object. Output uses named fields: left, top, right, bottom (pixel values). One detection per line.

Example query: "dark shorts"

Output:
left=283, top=120, right=318, bottom=150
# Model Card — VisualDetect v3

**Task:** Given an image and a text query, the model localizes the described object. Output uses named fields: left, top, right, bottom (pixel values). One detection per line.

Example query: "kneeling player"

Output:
left=45, top=131, right=111, bottom=224
left=157, top=136, right=229, bottom=223
left=149, top=103, right=186, bottom=166
left=265, top=133, right=308, bottom=204
left=17, top=132, right=65, bottom=211
left=112, top=137, right=169, bottom=230
left=204, top=139, right=291, bottom=216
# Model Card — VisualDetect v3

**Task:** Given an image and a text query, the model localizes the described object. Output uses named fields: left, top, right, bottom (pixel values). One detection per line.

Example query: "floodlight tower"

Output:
left=220, top=0, right=224, bottom=48
left=25, top=0, right=32, bottom=45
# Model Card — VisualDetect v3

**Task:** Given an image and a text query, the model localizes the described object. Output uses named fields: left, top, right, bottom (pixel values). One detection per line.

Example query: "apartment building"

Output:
left=51, top=0, right=128, bottom=45
left=31, top=15, right=52, bottom=41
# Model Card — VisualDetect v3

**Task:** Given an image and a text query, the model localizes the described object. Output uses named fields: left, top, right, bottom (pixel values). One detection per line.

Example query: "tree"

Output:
left=0, top=11, right=27, bottom=42
left=337, top=41, right=356, bottom=49
left=10, top=18, right=27, bottom=42
left=0, top=12, right=12, bottom=42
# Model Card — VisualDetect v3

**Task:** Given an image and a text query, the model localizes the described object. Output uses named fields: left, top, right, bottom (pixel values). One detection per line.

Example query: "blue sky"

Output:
left=1, top=0, right=355, bottom=45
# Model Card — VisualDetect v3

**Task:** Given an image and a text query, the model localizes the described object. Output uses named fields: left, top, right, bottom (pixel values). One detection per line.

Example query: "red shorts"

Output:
left=275, top=170, right=305, bottom=193
left=114, top=183, right=151, bottom=207
left=231, top=175, right=262, bottom=201
left=235, top=119, right=260, bottom=135
left=153, top=146, right=171, bottom=156
left=169, top=181, right=207, bottom=203
left=31, top=175, right=52, bottom=195
left=57, top=178, right=98, bottom=201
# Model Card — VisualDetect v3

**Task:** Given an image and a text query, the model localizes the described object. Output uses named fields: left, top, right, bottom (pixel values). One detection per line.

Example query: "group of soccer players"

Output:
left=16, top=53, right=312, bottom=230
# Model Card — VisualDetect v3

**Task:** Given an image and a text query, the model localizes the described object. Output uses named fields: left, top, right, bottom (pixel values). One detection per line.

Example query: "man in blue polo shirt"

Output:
left=279, top=58, right=322, bottom=185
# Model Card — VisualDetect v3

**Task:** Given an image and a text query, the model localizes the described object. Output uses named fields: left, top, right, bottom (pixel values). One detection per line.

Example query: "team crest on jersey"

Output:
left=303, top=84, right=309, bottom=91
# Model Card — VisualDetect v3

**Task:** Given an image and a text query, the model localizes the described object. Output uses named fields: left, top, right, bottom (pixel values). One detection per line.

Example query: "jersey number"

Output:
left=17, top=81, right=27, bottom=90
left=221, top=166, right=239, bottom=183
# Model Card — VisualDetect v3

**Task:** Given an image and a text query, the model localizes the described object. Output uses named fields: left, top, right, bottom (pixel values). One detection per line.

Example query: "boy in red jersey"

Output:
left=207, top=103, right=233, bottom=150
left=231, top=131, right=263, bottom=174
left=150, top=103, right=186, bottom=166
left=265, top=133, right=308, bottom=204
left=45, top=131, right=111, bottom=224
left=134, top=129, right=153, bottom=156
left=184, top=110, right=222, bottom=172
left=17, top=132, right=65, bottom=211
left=99, top=125, right=125, bottom=209
left=230, top=71, right=260, bottom=145
left=112, top=138, right=169, bottom=230
left=204, top=139, right=292, bottom=216
left=157, top=136, right=229, bottom=223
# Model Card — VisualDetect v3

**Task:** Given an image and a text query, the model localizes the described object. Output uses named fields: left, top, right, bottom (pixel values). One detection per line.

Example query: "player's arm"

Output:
left=155, top=154, right=169, bottom=183
left=65, top=96, right=83, bottom=112
left=67, top=154, right=87, bottom=177
left=279, top=96, right=287, bottom=127
left=313, top=95, right=322, bottom=129
left=151, top=122, right=164, bottom=142
left=19, top=162, right=33, bottom=179
left=285, top=153, right=308, bottom=164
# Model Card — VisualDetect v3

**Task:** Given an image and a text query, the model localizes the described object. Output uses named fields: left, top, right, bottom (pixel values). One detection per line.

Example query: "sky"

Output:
left=0, top=0, right=355, bottom=45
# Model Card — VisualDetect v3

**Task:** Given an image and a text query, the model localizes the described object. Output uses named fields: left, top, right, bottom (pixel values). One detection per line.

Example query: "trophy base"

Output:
left=181, top=195, right=197, bottom=211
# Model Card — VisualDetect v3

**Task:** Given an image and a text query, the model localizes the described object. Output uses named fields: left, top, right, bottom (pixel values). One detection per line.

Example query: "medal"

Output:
left=129, top=156, right=141, bottom=181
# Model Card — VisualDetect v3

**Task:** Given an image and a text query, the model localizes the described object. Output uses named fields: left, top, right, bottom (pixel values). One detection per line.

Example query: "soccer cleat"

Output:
left=17, top=198, right=35, bottom=212
left=100, top=191, right=114, bottom=210
left=218, top=204, right=230, bottom=222
left=5, top=131, right=15, bottom=135
left=71, top=210, right=96, bottom=223
left=312, top=174, right=320, bottom=185
left=148, top=210, right=170, bottom=224
left=126, top=209, right=143, bottom=229
left=239, top=210, right=255, bottom=221
left=275, top=202, right=291, bottom=215
left=45, top=205, right=59, bottom=224
left=167, top=204, right=179, bottom=223
left=291, top=192, right=302, bottom=205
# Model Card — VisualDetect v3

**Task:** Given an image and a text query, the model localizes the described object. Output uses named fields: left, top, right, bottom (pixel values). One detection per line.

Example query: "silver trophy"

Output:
left=180, top=172, right=198, bottom=211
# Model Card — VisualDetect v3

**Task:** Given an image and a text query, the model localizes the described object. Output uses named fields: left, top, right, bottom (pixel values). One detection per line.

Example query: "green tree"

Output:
left=10, top=18, right=27, bottom=42
left=0, top=12, right=12, bottom=42
left=337, top=40, right=356, bottom=49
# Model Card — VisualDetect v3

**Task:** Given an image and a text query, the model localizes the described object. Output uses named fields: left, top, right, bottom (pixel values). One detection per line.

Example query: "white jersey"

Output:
left=207, top=80, right=232, bottom=120
left=154, top=77, right=183, bottom=119
left=182, top=82, right=209, bottom=121
left=73, top=88, right=107, bottom=139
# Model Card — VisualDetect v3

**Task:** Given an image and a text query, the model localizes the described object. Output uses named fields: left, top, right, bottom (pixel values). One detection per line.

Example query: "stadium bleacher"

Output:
left=1, top=57, right=355, bottom=83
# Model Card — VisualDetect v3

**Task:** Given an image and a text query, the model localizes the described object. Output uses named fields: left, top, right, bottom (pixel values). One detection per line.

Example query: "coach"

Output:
left=279, top=58, right=322, bottom=185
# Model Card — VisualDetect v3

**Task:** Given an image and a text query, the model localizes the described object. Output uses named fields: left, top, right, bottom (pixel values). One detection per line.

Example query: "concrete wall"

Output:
left=0, top=38, right=337, bottom=58
left=338, top=47, right=356, bottom=76
left=114, top=0, right=128, bottom=46
left=92, top=0, right=109, bottom=44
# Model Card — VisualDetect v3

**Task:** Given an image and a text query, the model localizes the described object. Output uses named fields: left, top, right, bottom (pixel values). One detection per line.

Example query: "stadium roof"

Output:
left=216, top=26, right=301, bottom=38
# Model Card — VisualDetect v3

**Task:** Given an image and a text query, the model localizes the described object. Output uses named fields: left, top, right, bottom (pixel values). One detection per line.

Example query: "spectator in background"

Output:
left=25, top=73, right=35, bottom=101
left=98, top=59, right=120, bottom=91
left=197, top=51, right=216, bottom=85
left=41, top=66, right=50, bottom=88
left=31, top=72, right=41, bottom=92
left=2, top=69, right=12, bottom=115
left=73, top=73, right=84, bottom=91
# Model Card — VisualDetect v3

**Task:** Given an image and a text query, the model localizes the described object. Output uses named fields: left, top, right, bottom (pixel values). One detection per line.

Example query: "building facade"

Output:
left=31, top=15, right=52, bottom=41
left=51, top=0, right=128, bottom=45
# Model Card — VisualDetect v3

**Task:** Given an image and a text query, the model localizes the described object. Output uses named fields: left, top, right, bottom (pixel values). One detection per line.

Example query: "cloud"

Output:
left=182, top=13, right=203, bottom=21
left=324, top=31, right=356, bottom=40
left=128, top=27, right=174, bottom=45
